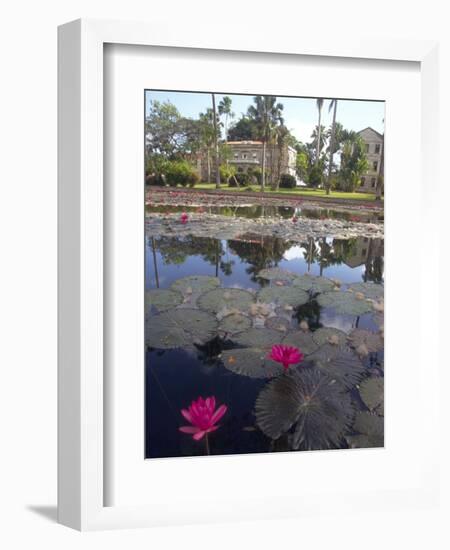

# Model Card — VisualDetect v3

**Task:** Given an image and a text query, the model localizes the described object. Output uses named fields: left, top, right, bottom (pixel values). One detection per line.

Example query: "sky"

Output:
left=145, top=90, right=385, bottom=144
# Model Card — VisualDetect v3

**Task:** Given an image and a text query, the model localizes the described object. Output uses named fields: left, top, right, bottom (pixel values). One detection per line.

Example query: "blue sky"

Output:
left=145, top=90, right=385, bottom=144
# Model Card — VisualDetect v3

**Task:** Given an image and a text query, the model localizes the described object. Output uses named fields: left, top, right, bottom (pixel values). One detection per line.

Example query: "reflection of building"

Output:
left=357, top=127, right=384, bottom=193
left=343, top=238, right=384, bottom=268
left=197, top=140, right=296, bottom=182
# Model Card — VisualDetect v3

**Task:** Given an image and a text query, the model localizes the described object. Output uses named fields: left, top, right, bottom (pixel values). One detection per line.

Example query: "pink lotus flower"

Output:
left=292, top=216, right=298, bottom=223
left=180, top=212, right=189, bottom=224
left=179, top=396, right=227, bottom=441
left=268, top=344, right=304, bottom=370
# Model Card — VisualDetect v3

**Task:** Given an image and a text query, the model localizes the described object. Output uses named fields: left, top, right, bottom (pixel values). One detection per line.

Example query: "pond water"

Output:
left=146, top=203, right=384, bottom=223
left=145, top=211, right=384, bottom=459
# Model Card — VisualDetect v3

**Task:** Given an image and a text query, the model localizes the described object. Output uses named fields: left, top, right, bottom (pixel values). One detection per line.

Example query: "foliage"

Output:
left=338, top=135, right=369, bottom=192
left=308, top=164, right=324, bottom=188
left=227, top=116, right=259, bottom=141
left=163, top=160, right=199, bottom=187
left=145, top=172, right=165, bottom=186
left=279, top=173, right=297, bottom=189
left=295, top=150, right=309, bottom=182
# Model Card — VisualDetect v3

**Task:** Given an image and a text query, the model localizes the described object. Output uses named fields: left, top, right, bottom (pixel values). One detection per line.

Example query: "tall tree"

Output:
left=326, top=99, right=338, bottom=195
left=247, top=96, right=284, bottom=191
left=315, top=98, right=325, bottom=166
left=211, top=94, right=221, bottom=188
left=376, top=123, right=384, bottom=200
left=218, top=96, right=234, bottom=141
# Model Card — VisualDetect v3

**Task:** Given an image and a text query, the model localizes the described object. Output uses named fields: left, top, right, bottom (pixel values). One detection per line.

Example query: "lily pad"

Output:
left=348, top=282, right=384, bottom=300
left=255, top=368, right=354, bottom=450
left=146, top=308, right=218, bottom=349
left=353, top=411, right=384, bottom=446
left=345, top=434, right=375, bottom=449
left=198, top=288, right=255, bottom=314
left=145, top=288, right=183, bottom=312
left=348, top=329, right=383, bottom=353
left=257, top=267, right=298, bottom=281
left=265, top=316, right=291, bottom=332
left=232, top=327, right=282, bottom=349
left=317, top=290, right=372, bottom=316
left=308, top=345, right=366, bottom=389
left=282, top=331, right=319, bottom=356
left=218, top=312, right=252, bottom=335
left=221, top=348, right=284, bottom=379
left=170, top=275, right=220, bottom=302
left=359, top=377, right=384, bottom=413
left=292, top=274, right=336, bottom=293
left=257, top=286, right=309, bottom=308
left=312, top=327, right=348, bottom=347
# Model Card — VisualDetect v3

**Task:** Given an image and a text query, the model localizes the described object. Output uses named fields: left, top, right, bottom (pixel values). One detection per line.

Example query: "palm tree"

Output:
left=218, top=96, right=234, bottom=141
left=315, top=98, right=325, bottom=166
left=211, top=93, right=221, bottom=189
left=248, top=96, right=284, bottom=191
left=326, top=99, right=338, bottom=195
left=376, top=120, right=384, bottom=200
left=275, top=125, right=290, bottom=189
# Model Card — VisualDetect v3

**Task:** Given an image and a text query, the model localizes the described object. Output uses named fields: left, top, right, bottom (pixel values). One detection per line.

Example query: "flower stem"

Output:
left=205, top=433, right=210, bottom=455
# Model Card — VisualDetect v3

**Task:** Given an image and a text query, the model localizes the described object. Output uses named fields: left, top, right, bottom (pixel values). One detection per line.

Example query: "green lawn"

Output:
left=194, top=183, right=378, bottom=201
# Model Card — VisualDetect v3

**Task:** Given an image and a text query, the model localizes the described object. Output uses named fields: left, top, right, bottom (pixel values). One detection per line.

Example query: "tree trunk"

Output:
left=211, top=93, right=221, bottom=189
left=261, top=140, right=266, bottom=191
left=316, top=108, right=322, bottom=166
left=207, top=149, right=211, bottom=183
left=326, top=100, right=337, bottom=195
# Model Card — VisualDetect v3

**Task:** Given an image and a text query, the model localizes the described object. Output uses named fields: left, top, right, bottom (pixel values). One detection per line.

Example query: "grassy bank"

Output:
left=193, top=183, right=378, bottom=201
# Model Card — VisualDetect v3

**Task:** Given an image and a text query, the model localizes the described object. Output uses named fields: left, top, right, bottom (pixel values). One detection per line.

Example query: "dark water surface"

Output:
left=145, top=221, right=384, bottom=458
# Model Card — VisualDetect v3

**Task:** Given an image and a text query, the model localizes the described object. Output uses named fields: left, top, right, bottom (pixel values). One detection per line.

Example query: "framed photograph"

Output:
left=58, top=18, right=440, bottom=530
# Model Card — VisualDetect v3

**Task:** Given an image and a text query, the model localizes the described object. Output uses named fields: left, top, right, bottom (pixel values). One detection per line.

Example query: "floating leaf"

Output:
left=170, top=275, right=220, bottom=305
left=255, top=368, right=354, bottom=450
left=257, top=286, right=309, bottom=308
left=345, top=434, right=374, bottom=449
left=359, top=377, right=384, bottom=413
left=353, top=412, right=384, bottom=447
left=317, top=290, right=372, bottom=315
left=312, top=327, right=348, bottom=347
left=232, top=327, right=282, bottom=348
left=221, top=348, right=284, bottom=379
left=257, top=267, right=298, bottom=281
left=146, top=308, right=217, bottom=349
left=292, top=274, right=336, bottom=293
left=348, top=329, right=383, bottom=353
left=348, top=282, right=384, bottom=300
left=265, top=316, right=291, bottom=332
left=282, top=331, right=319, bottom=355
left=308, top=346, right=366, bottom=389
left=197, top=288, right=255, bottom=314
left=145, top=289, right=183, bottom=312
left=218, top=312, right=252, bottom=335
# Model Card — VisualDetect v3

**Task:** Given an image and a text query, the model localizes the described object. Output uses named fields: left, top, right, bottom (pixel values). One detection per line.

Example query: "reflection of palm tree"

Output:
left=303, top=238, right=319, bottom=272
left=151, top=236, right=160, bottom=288
left=228, top=235, right=290, bottom=283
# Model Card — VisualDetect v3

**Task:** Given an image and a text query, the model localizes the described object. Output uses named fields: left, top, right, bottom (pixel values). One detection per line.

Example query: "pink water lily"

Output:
left=179, top=396, right=227, bottom=441
left=180, top=212, right=189, bottom=224
left=268, top=344, right=304, bottom=370
left=292, top=215, right=298, bottom=223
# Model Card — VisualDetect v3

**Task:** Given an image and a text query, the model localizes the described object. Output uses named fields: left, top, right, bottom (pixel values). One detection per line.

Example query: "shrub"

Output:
left=219, top=164, right=236, bottom=185
left=163, top=160, right=199, bottom=187
left=279, top=173, right=297, bottom=189
left=247, top=167, right=262, bottom=185
left=228, top=171, right=250, bottom=187
left=145, top=173, right=165, bottom=186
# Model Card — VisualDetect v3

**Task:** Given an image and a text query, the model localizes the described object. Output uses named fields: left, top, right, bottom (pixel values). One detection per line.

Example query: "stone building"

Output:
left=357, top=127, right=384, bottom=193
left=197, top=140, right=297, bottom=182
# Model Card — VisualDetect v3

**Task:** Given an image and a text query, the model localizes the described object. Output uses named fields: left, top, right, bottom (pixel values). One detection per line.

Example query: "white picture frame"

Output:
left=58, top=18, right=440, bottom=531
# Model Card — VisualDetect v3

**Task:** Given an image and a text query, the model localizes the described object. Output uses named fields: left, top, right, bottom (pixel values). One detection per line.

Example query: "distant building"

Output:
left=197, top=140, right=297, bottom=182
left=357, top=127, right=384, bottom=193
